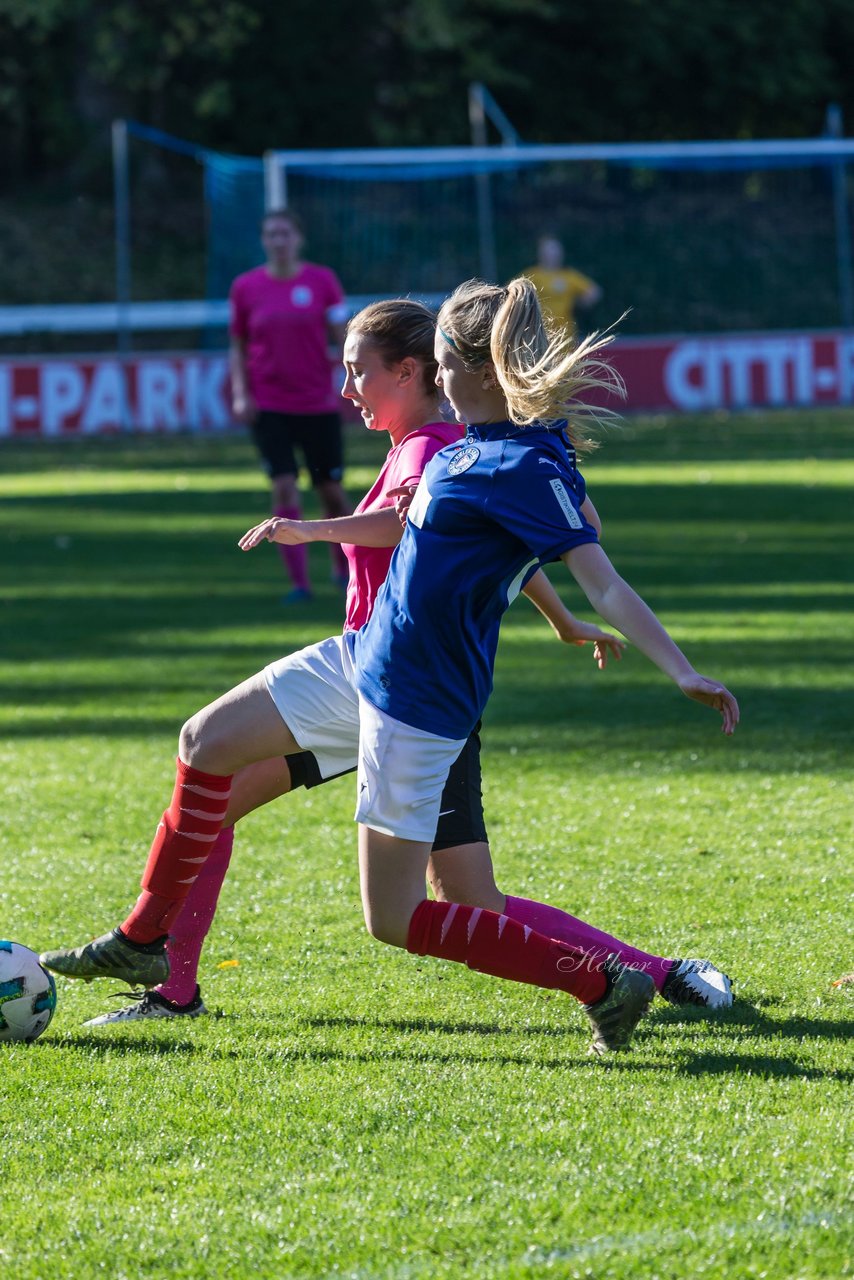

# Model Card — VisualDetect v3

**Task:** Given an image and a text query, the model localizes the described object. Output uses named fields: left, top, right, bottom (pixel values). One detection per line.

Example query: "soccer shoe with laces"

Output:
left=661, top=958, right=733, bottom=1009
left=83, top=986, right=206, bottom=1026
left=40, top=929, right=170, bottom=989
left=582, top=953, right=655, bottom=1055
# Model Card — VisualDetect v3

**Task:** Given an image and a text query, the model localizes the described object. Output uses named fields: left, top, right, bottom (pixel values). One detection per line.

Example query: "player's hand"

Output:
left=232, top=392, right=257, bottom=424
left=678, top=673, right=740, bottom=734
left=386, top=484, right=419, bottom=527
left=238, top=517, right=312, bottom=550
left=557, top=618, right=626, bottom=668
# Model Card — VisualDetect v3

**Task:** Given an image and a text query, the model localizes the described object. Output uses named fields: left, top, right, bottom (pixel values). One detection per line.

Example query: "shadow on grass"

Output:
left=45, top=1026, right=853, bottom=1082
left=3, top=463, right=853, bottom=759
left=1, top=412, right=853, bottom=473
left=672, top=1052, right=853, bottom=1082
left=48, top=1032, right=203, bottom=1056
left=4, top=695, right=853, bottom=765
left=653, top=1002, right=854, bottom=1043
left=307, top=1006, right=854, bottom=1047
left=45, top=988, right=854, bottom=1080
left=307, top=1013, right=570, bottom=1039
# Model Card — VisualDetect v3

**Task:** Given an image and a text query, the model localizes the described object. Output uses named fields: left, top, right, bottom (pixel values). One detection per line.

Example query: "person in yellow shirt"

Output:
left=524, top=235, right=602, bottom=333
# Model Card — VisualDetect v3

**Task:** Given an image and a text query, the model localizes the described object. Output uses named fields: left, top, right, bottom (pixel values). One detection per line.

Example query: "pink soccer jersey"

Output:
left=229, top=263, right=348, bottom=414
left=342, top=422, right=463, bottom=631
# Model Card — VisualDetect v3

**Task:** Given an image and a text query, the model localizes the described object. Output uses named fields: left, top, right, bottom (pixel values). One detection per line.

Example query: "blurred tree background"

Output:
left=3, top=0, right=854, bottom=314
left=4, top=0, right=854, bottom=177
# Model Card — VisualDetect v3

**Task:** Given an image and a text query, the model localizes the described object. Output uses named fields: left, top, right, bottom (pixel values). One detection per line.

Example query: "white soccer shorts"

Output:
left=263, top=635, right=466, bottom=843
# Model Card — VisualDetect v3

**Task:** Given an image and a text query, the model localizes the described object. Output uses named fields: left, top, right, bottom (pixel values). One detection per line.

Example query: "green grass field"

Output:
left=1, top=412, right=852, bottom=1280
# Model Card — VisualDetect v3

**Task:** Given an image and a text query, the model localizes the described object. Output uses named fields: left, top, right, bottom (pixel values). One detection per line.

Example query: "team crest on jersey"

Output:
left=291, top=285, right=313, bottom=307
left=447, top=445, right=480, bottom=475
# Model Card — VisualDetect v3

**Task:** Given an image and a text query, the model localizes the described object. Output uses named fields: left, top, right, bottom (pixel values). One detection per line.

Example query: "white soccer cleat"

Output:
left=661, top=958, right=733, bottom=1009
left=83, top=986, right=207, bottom=1026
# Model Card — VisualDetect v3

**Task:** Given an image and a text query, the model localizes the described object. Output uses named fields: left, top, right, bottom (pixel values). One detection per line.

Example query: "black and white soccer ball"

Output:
left=0, top=940, right=57, bottom=1043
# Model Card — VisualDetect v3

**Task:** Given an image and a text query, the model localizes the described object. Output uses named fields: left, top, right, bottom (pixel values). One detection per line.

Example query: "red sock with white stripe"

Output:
left=121, top=758, right=232, bottom=944
left=406, top=900, right=607, bottom=1005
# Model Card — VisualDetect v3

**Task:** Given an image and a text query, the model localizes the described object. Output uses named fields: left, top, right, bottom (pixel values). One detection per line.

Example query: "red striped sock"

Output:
left=121, top=758, right=232, bottom=943
left=406, top=900, right=607, bottom=1005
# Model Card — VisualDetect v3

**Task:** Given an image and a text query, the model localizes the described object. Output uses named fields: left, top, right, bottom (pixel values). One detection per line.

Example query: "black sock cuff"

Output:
left=114, top=927, right=168, bottom=953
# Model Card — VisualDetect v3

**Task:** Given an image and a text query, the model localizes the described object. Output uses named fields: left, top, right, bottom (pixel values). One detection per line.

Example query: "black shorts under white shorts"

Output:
left=251, top=410, right=343, bottom=485
left=284, top=723, right=488, bottom=852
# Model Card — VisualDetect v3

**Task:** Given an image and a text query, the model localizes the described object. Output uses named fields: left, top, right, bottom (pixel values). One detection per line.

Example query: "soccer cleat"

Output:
left=661, top=958, right=733, bottom=1010
left=282, top=587, right=312, bottom=605
left=40, top=929, right=169, bottom=989
left=582, top=953, right=655, bottom=1055
left=83, top=986, right=207, bottom=1026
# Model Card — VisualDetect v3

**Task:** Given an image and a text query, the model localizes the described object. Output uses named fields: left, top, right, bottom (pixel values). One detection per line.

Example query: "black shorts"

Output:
left=285, top=723, right=488, bottom=852
left=251, top=410, right=343, bottom=485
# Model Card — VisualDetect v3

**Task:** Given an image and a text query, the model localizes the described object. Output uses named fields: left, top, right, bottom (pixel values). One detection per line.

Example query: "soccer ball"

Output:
left=0, top=941, right=57, bottom=1043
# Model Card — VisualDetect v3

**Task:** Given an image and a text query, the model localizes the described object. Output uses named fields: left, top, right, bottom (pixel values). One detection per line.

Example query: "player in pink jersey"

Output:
left=229, top=208, right=352, bottom=602
left=69, top=300, right=731, bottom=1028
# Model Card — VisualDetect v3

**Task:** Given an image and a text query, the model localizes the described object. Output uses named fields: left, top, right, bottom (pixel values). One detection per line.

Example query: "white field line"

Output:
left=521, top=1206, right=845, bottom=1267
left=341, top=1207, right=846, bottom=1280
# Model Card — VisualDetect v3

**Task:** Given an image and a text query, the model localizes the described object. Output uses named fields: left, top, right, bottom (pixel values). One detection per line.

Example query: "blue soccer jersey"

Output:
left=352, top=419, right=599, bottom=740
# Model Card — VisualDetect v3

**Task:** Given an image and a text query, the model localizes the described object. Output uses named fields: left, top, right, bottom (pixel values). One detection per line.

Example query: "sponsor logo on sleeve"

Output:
left=549, top=478, right=583, bottom=529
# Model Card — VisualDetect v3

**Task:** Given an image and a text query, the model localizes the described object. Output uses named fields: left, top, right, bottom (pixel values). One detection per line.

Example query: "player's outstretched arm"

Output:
left=563, top=542, right=740, bottom=734
left=521, top=570, right=624, bottom=668
left=239, top=507, right=402, bottom=551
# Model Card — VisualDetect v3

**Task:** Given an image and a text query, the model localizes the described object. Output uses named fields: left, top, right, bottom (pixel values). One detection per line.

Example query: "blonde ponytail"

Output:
left=438, top=277, right=624, bottom=452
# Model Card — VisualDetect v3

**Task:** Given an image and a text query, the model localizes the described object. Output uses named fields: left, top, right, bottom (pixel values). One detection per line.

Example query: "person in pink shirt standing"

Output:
left=229, top=208, right=352, bottom=602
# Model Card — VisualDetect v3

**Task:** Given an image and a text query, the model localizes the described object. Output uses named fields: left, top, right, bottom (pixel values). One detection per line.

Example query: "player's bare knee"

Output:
left=433, top=876, right=475, bottom=905
left=428, top=869, right=467, bottom=904
left=178, top=711, right=216, bottom=766
left=178, top=716, right=201, bottom=764
left=428, top=866, right=503, bottom=911
left=362, top=906, right=407, bottom=949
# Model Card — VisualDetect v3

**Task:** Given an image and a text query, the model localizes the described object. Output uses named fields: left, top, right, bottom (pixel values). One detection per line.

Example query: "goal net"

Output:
left=122, top=125, right=854, bottom=337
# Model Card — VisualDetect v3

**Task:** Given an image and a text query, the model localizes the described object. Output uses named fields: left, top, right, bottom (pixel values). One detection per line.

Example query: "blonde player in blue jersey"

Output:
left=42, top=278, right=738, bottom=1055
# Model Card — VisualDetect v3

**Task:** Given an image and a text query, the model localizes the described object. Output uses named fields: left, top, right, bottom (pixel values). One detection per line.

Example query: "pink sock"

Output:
left=504, top=896, right=674, bottom=993
left=275, top=505, right=310, bottom=592
left=156, top=826, right=235, bottom=1005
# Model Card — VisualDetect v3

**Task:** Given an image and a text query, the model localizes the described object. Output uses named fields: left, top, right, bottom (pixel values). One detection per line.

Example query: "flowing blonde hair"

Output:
left=437, top=277, right=623, bottom=452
